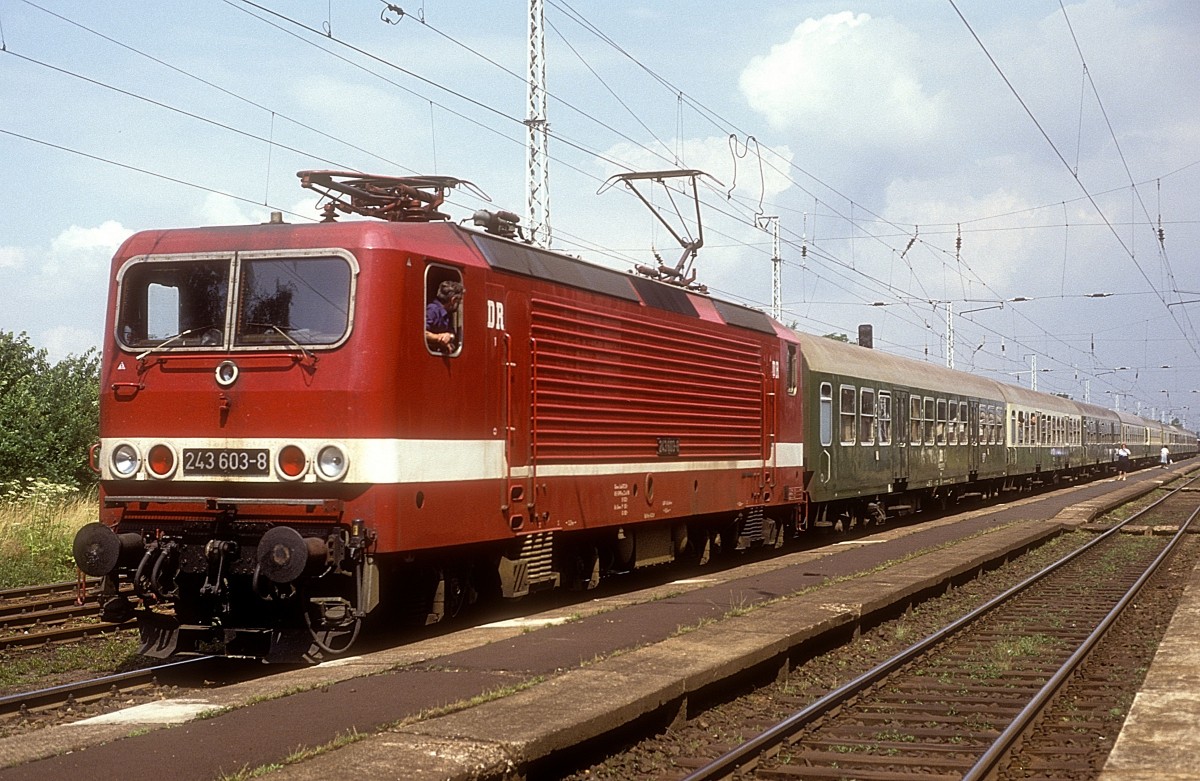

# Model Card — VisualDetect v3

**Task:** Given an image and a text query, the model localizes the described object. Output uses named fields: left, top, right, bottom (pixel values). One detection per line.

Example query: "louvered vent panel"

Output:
left=530, top=297, right=764, bottom=463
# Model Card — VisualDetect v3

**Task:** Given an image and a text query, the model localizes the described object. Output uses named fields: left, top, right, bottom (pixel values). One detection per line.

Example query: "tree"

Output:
left=0, top=331, right=100, bottom=489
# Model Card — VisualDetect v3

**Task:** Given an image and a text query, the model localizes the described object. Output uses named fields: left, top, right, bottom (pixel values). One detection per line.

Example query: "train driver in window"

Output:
left=425, top=280, right=465, bottom=352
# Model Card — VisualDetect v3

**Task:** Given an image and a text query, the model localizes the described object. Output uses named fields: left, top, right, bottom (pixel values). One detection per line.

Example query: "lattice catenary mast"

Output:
left=526, top=0, right=551, bottom=246
left=756, top=215, right=782, bottom=321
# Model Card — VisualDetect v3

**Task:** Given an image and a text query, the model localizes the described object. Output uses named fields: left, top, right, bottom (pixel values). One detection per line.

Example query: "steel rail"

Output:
left=0, top=619, right=132, bottom=650
left=0, top=656, right=214, bottom=717
left=679, top=474, right=1198, bottom=781
left=0, top=578, right=98, bottom=601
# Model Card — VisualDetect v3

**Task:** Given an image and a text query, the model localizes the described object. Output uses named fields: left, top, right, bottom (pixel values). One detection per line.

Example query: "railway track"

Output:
left=676, top=478, right=1199, bottom=781
left=0, top=579, right=134, bottom=650
left=0, top=657, right=212, bottom=720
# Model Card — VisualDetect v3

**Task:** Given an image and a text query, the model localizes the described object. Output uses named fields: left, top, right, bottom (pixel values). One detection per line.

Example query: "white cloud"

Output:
left=42, top=326, right=99, bottom=362
left=47, top=221, right=131, bottom=274
left=50, top=220, right=132, bottom=255
left=739, top=12, right=945, bottom=146
left=195, top=192, right=271, bottom=227
left=35, top=220, right=132, bottom=286
left=0, top=246, right=25, bottom=270
left=1, top=221, right=132, bottom=359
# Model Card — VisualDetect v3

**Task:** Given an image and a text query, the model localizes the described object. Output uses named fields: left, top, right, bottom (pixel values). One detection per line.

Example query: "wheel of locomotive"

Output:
left=715, top=522, right=742, bottom=555
left=567, top=543, right=601, bottom=591
left=425, top=567, right=471, bottom=624
left=671, top=523, right=713, bottom=566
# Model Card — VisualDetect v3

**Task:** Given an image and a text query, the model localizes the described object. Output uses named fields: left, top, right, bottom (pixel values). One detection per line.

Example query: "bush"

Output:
left=0, top=331, right=100, bottom=491
left=0, top=478, right=95, bottom=588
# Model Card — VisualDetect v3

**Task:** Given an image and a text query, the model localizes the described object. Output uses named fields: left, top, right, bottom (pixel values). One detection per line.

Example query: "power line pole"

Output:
left=756, top=215, right=781, bottom=321
left=945, top=301, right=954, bottom=369
left=526, top=0, right=551, bottom=246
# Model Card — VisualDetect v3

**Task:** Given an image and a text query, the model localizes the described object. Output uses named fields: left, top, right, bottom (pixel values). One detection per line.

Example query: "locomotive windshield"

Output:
left=116, top=253, right=353, bottom=350
left=235, top=257, right=351, bottom=347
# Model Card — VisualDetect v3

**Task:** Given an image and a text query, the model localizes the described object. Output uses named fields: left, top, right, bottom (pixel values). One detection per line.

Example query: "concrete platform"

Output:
left=0, top=464, right=1192, bottom=781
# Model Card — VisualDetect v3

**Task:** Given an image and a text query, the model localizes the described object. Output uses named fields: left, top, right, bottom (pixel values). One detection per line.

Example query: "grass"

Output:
left=0, top=479, right=97, bottom=589
left=0, top=634, right=143, bottom=691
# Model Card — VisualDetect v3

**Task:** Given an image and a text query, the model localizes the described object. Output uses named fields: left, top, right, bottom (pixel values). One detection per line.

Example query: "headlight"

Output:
left=316, top=445, right=348, bottom=481
left=111, top=444, right=140, bottom=477
left=215, top=360, right=239, bottom=387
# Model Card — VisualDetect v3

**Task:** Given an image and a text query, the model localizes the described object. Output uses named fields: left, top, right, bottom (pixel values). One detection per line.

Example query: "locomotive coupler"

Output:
left=200, top=539, right=239, bottom=598
left=346, top=518, right=376, bottom=560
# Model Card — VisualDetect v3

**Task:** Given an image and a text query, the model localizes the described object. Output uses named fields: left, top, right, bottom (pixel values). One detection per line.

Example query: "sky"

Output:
left=1, top=0, right=1198, bottom=424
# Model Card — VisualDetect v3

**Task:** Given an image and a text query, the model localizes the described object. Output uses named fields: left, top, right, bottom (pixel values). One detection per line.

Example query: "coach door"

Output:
left=894, top=390, right=910, bottom=483
left=968, top=400, right=980, bottom=476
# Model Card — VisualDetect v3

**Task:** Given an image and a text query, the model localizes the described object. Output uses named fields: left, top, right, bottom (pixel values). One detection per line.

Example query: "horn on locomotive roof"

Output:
left=598, top=168, right=721, bottom=289
left=297, top=170, right=489, bottom=223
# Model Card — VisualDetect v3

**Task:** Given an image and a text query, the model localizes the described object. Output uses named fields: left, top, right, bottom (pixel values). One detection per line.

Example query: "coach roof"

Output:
left=792, top=331, right=1003, bottom=399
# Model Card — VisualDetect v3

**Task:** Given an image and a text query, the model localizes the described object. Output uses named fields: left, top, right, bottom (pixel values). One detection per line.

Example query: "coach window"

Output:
left=424, top=264, right=464, bottom=356
left=947, top=401, right=959, bottom=445
left=878, top=391, right=892, bottom=445
left=819, top=382, right=833, bottom=446
left=859, top=388, right=876, bottom=445
left=910, top=397, right=923, bottom=445
left=840, top=385, right=857, bottom=445
left=958, top=402, right=969, bottom=444
left=786, top=345, right=798, bottom=396
left=935, top=399, right=948, bottom=445
left=923, top=397, right=935, bottom=445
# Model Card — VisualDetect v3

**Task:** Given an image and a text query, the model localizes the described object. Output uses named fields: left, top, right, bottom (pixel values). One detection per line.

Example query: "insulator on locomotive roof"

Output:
left=472, top=209, right=522, bottom=239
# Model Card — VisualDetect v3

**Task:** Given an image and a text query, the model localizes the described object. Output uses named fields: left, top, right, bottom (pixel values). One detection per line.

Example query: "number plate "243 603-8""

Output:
left=182, top=448, right=270, bottom=476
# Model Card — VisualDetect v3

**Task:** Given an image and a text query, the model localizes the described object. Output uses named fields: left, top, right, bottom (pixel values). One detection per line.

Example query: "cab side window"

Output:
left=424, top=265, right=464, bottom=356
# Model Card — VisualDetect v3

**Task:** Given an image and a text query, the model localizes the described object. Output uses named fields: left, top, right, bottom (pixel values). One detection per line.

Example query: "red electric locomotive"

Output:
left=72, top=172, right=807, bottom=661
